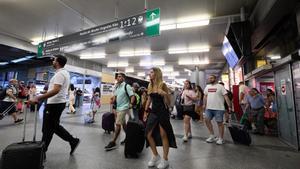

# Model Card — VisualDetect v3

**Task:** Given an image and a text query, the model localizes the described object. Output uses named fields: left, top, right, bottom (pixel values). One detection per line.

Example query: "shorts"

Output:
left=183, top=105, right=199, bottom=120
left=205, top=109, right=225, bottom=122
left=0, top=101, right=16, bottom=115
left=116, top=109, right=132, bottom=125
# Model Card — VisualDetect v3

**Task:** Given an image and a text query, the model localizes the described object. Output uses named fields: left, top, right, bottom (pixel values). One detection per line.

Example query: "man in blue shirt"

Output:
left=246, top=88, right=265, bottom=135
left=105, top=73, right=135, bottom=150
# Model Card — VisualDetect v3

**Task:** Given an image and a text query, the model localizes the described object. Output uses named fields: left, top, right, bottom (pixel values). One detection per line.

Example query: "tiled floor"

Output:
left=0, top=104, right=299, bottom=169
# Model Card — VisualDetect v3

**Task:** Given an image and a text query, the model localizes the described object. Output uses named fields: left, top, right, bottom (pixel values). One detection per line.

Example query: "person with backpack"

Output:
left=132, top=82, right=141, bottom=121
left=104, top=72, right=135, bottom=151
left=0, top=79, right=23, bottom=123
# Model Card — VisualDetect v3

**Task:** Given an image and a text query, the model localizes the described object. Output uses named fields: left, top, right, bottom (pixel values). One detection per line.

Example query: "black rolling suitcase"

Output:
left=1, top=103, right=45, bottom=169
left=228, top=122, right=251, bottom=146
left=124, top=119, right=145, bottom=158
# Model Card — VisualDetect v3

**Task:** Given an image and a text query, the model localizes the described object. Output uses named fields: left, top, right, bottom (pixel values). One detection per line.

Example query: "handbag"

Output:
left=264, top=108, right=277, bottom=119
left=17, top=101, right=23, bottom=110
left=183, top=104, right=195, bottom=112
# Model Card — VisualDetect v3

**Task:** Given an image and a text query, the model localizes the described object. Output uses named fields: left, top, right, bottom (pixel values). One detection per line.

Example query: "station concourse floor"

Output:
left=0, top=104, right=300, bottom=169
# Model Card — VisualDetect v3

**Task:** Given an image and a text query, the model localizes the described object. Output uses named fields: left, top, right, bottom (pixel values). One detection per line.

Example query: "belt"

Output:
left=251, top=107, right=264, bottom=111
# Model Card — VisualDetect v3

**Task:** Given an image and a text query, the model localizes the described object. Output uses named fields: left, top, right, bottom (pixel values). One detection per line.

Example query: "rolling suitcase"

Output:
left=124, top=119, right=145, bottom=158
left=1, top=103, right=45, bottom=169
left=228, top=122, right=251, bottom=146
left=102, top=107, right=115, bottom=133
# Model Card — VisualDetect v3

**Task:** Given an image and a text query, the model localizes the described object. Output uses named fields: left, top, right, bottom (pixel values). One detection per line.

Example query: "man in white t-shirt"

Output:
left=30, top=55, right=80, bottom=160
left=203, top=75, right=231, bottom=145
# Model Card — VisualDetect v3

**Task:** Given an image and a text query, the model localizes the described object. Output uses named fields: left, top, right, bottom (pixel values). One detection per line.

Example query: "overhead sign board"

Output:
left=37, top=8, right=160, bottom=57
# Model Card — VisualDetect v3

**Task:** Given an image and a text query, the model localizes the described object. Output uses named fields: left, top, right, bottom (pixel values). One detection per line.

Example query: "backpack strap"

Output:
left=124, top=83, right=130, bottom=99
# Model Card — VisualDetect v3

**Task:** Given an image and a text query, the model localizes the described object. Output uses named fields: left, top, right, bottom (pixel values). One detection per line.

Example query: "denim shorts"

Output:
left=205, top=109, right=225, bottom=122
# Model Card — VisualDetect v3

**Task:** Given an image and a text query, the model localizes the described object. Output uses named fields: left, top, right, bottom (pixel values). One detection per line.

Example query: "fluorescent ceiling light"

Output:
left=11, top=55, right=35, bottom=63
left=119, top=51, right=134, bottom=57
left=168, top=46, right=209, bottom=54
left=159, top=65, right=174, bottom=72
left=119, top=50, right=151, bottom=57
left=163, top=71, right=180, bottom=77
left=178, top=14, right=210, bottom=22
left=167, top=76, right=178, bottom=80
left=168, top=48, right=188, bottom=54
left=125, top=67, right=134, bottom=73
left=137, top=72, right=145, bottom=77
left=153, top=60, right=165, bottom=66
left=107, top=61, right=128, bottom=67
left=62, top=44, right=85, bottom=53
left=188, top=47, right=210, bottom=53
left=178, top=58, right=209, bottom=65
left=184, top=68, right=192, bottom=72
left=80, top=53, right=106, bottom=59
left=31, top=34, right=63, bottom=45
left=160, top=14, right=210, bottom=31
left=160, top=24, right=176, bottom=31
left=0, top=62, right=9, bottom=65
left=140, top=59, right=165, bottom=66
left=268, top=55, right=281, bottom=60
left=177, top=19, right=210, bottom=29
left=134, top=50, right=151, bottom=56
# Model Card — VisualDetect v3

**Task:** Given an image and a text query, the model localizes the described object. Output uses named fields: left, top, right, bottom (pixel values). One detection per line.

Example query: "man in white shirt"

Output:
left=30, top=55, right=80, bottom=159
left=203, top=75, right=231, bottom=145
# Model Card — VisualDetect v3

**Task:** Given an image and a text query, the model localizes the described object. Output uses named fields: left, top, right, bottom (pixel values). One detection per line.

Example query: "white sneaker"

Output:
left=157, top=159, right=169, bottom=169
left=216, top=138, right=225, bottom=145
left=148, top=155, right=161, bottom=167
left=182, top=135, right=188, bottom=142
left=206, top=135, right=217, bottom=143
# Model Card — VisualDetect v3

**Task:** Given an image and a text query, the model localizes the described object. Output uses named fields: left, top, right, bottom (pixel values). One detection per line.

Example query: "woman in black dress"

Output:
left=144, top=67, right=177, bottom=169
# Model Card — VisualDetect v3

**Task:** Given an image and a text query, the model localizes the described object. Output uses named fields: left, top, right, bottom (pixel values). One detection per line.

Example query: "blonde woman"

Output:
left=144, top=67, right=177, bottom=169
left=67, top=84, right=76, bottom=114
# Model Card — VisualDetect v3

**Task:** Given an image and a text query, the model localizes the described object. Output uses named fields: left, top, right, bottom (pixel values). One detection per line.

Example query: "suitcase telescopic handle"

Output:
left=22, top=101, right=38, bottom=142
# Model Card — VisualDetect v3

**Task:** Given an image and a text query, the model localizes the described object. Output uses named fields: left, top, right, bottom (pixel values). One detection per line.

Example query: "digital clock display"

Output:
left=120, top=15, right=144, bottom=29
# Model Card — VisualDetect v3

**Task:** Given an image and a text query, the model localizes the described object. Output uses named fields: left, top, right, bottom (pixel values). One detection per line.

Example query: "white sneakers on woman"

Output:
left=148, top=155, right=169, bottom=169
left=157, top=159, right=169, bottom=169
left=148, top=155, right=161, bottom=167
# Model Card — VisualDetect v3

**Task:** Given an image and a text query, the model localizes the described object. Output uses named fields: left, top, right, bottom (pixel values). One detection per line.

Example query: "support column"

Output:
left=198, top=70, right=206, bottom=89
left=190, top=67, right=206, bottom=89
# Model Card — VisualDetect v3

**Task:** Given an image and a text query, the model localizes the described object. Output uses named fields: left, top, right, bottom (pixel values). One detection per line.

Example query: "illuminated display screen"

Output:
left=222, top=36, right=239, bottom=68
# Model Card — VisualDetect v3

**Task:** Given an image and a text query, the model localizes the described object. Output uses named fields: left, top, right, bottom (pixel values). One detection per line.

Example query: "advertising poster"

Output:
left=281, top=79, right=286, bottom=95
left=101, top=82, right=114, bottom=95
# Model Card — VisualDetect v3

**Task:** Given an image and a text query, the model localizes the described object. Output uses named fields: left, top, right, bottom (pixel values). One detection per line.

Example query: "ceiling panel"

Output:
left=0, top=0, right=259, bottom=79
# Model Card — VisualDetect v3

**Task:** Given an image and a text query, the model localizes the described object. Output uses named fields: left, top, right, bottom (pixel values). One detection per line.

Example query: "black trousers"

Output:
left=42, top=103, right=75, bottom=152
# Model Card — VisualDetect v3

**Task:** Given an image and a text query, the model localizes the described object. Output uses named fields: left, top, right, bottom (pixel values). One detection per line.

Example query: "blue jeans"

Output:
left=205, top=109, right=225, bottom=122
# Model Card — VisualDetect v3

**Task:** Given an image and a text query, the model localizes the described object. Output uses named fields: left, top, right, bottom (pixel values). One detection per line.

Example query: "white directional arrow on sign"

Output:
left=150, top=12, right=156, bottom=20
